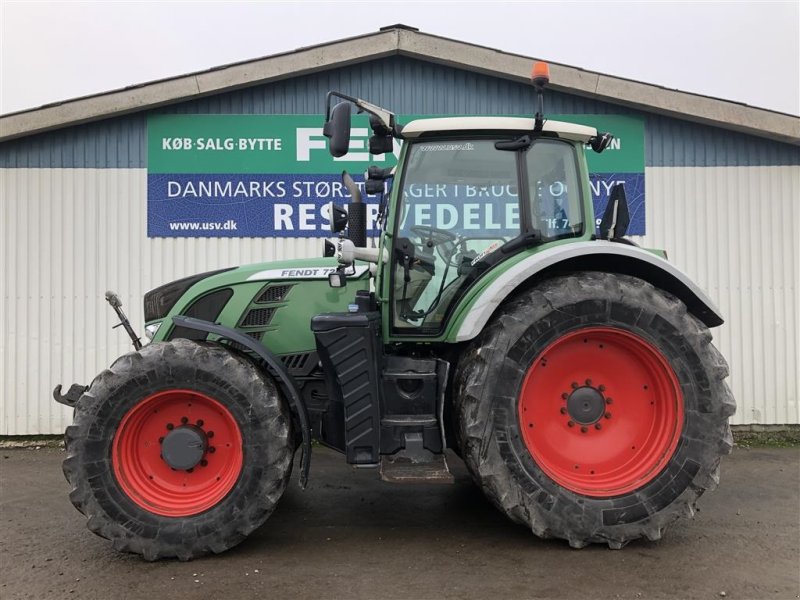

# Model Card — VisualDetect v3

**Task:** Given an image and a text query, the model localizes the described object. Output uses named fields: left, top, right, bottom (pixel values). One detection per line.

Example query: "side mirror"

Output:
left=590, top=132, right=614, bottom=154
left=329, top=202, right=348, bottom=233
left=323, top=102, right=352, bottom=158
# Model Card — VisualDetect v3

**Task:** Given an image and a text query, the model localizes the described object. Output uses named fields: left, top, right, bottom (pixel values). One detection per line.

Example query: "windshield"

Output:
left=392, top=137, right=584, bottom=332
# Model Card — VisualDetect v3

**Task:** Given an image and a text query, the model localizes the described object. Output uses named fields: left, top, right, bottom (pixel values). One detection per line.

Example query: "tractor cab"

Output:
left=384, top=118, right=592, bottom=335
left=320, top=63, right=614, bottom=341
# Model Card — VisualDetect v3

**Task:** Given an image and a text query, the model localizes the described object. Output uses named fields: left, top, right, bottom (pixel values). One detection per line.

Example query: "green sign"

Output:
left=147, top=114, right=643, bottom=174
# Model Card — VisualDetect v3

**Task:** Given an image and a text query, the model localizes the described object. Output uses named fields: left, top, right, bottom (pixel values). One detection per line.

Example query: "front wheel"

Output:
left=63, top=339, right=294, bottom=560
left=454, top=271, right=735, bottom=548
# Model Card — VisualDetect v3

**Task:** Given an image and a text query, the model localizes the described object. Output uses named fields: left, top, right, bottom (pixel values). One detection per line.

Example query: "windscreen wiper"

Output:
left=495, top=135, right=534, bottom=152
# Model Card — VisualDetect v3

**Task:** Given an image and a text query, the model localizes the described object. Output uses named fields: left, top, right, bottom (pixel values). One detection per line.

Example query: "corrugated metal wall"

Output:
left=2, top=164, right=797, bottom=433
left=0, top=168, right=325, bottom=434
left=1, top=55, right=799, bottom=434
left=640, top=166, right=799, bottom=425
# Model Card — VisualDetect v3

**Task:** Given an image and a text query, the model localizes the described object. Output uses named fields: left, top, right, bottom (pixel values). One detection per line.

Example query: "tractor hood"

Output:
left=145, top=257, right=371, bottom=356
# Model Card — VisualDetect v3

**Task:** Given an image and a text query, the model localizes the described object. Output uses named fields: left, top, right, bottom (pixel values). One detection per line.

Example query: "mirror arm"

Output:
left=325, top=91, right=399, bottom=134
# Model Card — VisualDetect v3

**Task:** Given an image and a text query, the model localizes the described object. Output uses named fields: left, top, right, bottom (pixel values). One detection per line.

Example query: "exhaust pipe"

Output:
left=342, top=171, right=366, bottom=248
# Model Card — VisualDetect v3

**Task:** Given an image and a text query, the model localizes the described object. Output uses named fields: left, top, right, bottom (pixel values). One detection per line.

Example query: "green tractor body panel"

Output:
left=149, top=257, right=370, bottom=356
left=440, top=237, right=586, bottom=342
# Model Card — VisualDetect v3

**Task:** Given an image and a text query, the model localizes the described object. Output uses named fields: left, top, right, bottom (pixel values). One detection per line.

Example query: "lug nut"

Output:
left=186, top=468, right=194, bottom=473
left=209, top=446, right=216, bottom=453
left=580, top=426, right=588, bottom=433
left=567, top=421, right=575, bottom=428
left=595, top=423, right=602, bottom=430
left=561, top=393, right=568, bottom=400
left=585, top=378, right=592, bottom=386
left=207, top=431, right=214, bottom=438
left=571, top=382, right=579, bottom=389
left=200, top=459, right=208, bottom=467
left=560, top=407, right=567, bottom=414
left=181, top=416, right=189, bottom=425
left=606, top=398, right=613, bottom=405
left=605, top=412, right=612, bottom=419
left=166, top=423, right=174, bottom=430
left=196, top=419, right=204, bottom=427
left=598, top=385, right=606, bottom=392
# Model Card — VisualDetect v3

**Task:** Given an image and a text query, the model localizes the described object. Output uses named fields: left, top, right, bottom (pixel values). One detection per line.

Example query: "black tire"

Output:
left=454, top=271, right=735, bottom=549
left=63, top=338, right=294, bottom=560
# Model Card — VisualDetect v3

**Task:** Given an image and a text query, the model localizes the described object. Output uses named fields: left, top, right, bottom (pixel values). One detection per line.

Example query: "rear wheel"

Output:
left=454, top=271, right=735, bottom=548
left=63, top=338, right=294, bottom=560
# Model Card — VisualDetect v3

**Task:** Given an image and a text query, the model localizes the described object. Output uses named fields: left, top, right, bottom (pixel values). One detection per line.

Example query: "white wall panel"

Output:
left=1, top=168, right=326, bottom=435
left=633, top=166, right=799, bottom=425
left=1, top=166, right=798, bottom=433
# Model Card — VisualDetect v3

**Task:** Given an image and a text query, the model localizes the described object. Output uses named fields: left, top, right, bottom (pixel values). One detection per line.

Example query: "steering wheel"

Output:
left=409, top=225, right=461, bottom=265
left=410, top=225, right=457, bottom=247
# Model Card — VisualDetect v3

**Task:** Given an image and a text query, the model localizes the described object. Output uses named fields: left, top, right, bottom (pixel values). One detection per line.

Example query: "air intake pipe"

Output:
left=342, top=171, right=366, bottom=247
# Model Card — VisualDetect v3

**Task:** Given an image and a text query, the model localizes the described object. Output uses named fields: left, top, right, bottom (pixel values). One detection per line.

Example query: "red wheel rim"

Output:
left=112, top=389, right=243, bottom=517
left=518, top=327, right=683, bottom=497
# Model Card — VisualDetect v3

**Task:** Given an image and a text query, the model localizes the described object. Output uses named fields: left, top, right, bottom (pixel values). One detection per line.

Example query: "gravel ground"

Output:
left=0, top=445, right=798, bottom=600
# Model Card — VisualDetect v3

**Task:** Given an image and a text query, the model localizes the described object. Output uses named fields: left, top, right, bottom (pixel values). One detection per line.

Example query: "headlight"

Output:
left=143, top=268, right=233, bottom=321
left=144, top=322, right=162, bottom=341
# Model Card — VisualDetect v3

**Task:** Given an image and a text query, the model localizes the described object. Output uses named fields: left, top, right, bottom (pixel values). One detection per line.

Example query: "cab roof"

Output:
left=401, top=116, right=597, bottom=142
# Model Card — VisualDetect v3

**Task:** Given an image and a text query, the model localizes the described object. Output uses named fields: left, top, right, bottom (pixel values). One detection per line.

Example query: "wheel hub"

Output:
left=566, top=386, right=605, bottom=425
left=112, top=389, right=243, bottom=517
left=161, top=425, right=207, bottom=470
left=517, top=327, right=684, bottom=497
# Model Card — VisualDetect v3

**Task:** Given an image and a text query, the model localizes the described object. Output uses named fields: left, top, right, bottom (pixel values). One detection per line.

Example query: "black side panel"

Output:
left=168, top=288, right=234, bottom=341
left=381, top=356, right=443, bottom=455
left=311, top=312, right=382, bottom=465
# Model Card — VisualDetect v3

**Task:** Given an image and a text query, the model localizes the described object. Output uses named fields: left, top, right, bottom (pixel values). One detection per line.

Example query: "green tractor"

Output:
left=55, top=63, right=735, bottom=560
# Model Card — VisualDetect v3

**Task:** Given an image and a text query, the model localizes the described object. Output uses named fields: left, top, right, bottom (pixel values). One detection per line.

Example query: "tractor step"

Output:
left=379, top=453, right=454, bottom=484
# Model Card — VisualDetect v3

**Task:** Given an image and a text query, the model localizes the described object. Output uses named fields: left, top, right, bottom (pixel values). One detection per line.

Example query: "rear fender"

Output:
left=449, top=240, right=723, bottom=343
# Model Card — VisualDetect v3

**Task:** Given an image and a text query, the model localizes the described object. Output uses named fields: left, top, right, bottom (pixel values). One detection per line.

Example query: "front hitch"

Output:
left=53, top=383, right=87, bottom=408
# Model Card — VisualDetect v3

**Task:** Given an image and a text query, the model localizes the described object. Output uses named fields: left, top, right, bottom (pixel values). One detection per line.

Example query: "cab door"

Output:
left=380, top=136, right=587, bottom=341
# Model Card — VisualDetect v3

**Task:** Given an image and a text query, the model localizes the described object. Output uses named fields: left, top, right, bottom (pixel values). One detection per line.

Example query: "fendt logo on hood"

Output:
left=246, top=265, right=369, bottom=281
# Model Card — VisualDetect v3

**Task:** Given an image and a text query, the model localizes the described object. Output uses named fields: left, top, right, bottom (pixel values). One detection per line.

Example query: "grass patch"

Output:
left=733, top=429, right=800, bottom=448
left=0, top=435, right=63, bottom=448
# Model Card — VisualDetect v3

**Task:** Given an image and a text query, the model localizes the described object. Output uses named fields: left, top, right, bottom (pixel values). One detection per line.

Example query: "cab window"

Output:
left=391, top=137, right=584, bottom=333
left=392, top=140, right=519, bottom=331
left=526, top=140, right=583, bottom=238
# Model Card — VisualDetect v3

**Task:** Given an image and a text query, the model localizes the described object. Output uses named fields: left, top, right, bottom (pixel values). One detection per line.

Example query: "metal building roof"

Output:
left=1, top=25, right=798, bottom=144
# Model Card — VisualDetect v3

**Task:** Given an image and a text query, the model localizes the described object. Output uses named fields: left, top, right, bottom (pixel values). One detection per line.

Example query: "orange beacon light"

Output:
left=531, top=61, right=550, bottom=89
